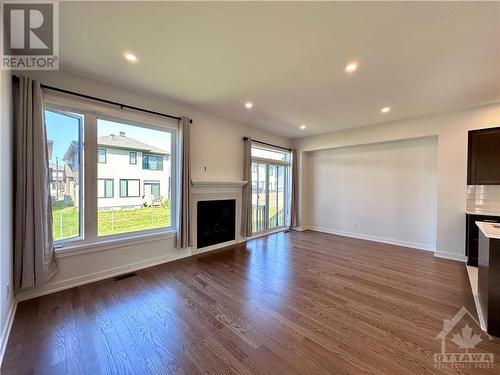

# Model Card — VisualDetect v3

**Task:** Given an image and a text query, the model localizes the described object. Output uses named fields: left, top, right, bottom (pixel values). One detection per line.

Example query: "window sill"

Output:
left=55, top=230, right=177, bottom=259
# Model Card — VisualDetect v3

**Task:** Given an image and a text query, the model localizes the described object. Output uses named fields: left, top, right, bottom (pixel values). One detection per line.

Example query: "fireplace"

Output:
left=197, top=199, right=236, bottom=249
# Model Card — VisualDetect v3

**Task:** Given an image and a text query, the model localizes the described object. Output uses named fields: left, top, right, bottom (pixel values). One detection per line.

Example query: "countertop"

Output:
left=466, top=209, right=500, bottom=217
left=476, top=221, right=500, bottom=240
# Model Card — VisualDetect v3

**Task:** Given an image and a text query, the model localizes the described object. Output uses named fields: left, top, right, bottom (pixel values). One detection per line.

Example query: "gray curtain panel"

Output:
left=177, top=117, right=191, bottom=248
left=290, top=148, right=299, bottom=227
left=240, top=137, right=252, bottom=237
left=13, top=76, right=57, bottom=291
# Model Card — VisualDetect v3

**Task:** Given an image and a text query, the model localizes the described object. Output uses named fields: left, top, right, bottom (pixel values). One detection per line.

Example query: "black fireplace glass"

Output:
left=197, top=199, right=236, bottom=249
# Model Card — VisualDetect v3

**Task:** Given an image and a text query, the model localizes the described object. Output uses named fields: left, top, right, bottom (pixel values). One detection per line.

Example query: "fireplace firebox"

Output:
left=197, top=199, right=236, bottom=249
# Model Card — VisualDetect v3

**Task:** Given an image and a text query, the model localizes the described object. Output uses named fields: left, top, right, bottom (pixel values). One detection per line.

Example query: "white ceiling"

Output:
left=59, top=2, right=500, bottom=138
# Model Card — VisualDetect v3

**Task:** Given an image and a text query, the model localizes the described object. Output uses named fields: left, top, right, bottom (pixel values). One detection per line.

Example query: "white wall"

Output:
left=305, top=137, right=437, bottom=250
left=0, top=71, right=14, bottom=359
left=295, top=102, right=500, bottom=261
left=15, top=69, right=291, bottom=300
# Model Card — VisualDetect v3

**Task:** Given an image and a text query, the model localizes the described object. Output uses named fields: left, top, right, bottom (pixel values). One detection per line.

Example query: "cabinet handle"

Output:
left=483, top=219, right=498, bottom=223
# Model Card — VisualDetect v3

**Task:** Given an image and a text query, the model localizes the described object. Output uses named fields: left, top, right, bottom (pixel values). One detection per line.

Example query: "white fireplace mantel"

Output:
left=191, top=180, right=247, bottom=187
left=190, top=179, right=247, bottom=255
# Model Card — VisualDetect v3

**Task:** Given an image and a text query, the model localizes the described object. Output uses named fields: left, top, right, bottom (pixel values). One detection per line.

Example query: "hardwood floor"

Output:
left=3, top=230, right=500, bottom=374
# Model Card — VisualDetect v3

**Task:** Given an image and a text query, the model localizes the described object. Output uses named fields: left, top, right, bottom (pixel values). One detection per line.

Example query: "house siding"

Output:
left=97, top=148, right=170, bottom=209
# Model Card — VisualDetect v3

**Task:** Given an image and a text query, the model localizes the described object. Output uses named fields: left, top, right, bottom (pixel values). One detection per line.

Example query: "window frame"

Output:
left=98, top=178, right=114, bottom=198
left=129, top=151, right=137, bottom=165
left=44, top=107, right=85, bottom=245
left=43, top=92, right=179, bottom=251
left=97, top=147, right=107, bottom=163
left=250, top=143, right=292, bottom=235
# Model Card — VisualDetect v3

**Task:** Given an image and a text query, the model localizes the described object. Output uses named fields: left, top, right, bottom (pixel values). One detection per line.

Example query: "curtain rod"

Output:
left=243, top=137, right=292, bottom=152
left=12, top=75, right=192, bottom=124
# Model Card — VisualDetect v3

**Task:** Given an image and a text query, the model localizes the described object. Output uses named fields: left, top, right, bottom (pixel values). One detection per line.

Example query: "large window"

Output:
left=44, top=99, right=177, bottom=246
left=119, top=179, right=140, bottom=197
left=97, top=118, right=173, bottom=237
left=45, top=109, right=83, bottom=242
left=143, top=154, right=163, bottom=170
left=251, top=144, right=291, bottom=233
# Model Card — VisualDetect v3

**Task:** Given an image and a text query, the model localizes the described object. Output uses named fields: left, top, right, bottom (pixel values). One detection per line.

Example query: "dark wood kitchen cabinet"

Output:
left=467, top=127, right=500, bottom=185
left=466, top=214, right=500, bottom=266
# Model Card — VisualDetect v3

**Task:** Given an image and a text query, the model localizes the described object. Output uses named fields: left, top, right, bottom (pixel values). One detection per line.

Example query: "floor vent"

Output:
left=113, top=272, right=138, bottom=281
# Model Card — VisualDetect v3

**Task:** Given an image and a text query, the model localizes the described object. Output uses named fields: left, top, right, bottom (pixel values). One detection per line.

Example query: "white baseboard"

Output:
left=292, top=226, right=309, bottom=232
left=0, top=299, right=17, bottom=367
left=16, top=248, right=192, bottom=302
left=434, top=251, right=467, bottom=263
left=308, top=226, right=435, bottom=252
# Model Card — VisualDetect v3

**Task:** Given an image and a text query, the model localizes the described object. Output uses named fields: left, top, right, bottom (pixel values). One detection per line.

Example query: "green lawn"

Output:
left=52, top=202, right=171, bottom=241
left=52, top=203, right=80, bottom=241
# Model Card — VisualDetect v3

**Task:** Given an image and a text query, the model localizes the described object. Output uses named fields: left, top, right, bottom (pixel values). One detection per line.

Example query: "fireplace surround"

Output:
left=191, top=180, right=247, bottom=253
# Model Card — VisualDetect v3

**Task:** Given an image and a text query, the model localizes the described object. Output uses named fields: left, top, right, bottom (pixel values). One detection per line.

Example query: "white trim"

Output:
left=0, top=300, right=17, bottom=367
left=292, top=226, right=309, bottom=232
left=16, top=248, right=191, bottom=302
left=466, top=265, right=487, bottom=331
left=55, top=230, right=177, bottom=258
left=191, top=180, right=247, bottom=187
left=434, top=251, right=468, bottom=262
left=308, top=226, right=436, bottom=252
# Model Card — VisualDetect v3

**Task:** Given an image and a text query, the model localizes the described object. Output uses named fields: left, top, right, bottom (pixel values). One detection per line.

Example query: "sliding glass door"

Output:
left=251, top=144, right=290, bottom=234
left=269, top=165, right=286, bottom=229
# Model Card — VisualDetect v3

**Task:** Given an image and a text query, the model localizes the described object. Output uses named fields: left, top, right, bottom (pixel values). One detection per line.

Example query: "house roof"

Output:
left=63, top=141, right=79, bottom=162
left=98, top=133, right=169, bottom=155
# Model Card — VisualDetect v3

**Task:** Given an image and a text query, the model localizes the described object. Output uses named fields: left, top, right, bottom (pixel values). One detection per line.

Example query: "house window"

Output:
left=98, top=179, right=114, bottom=198
left=251, top=144, right=291, bottom=234
left=129, top=151, right=137, bottom=165
left=98, top=148, right=106, bottom=163
left=44, top=109, right=83, bottom=243
left=144, top=181, right=161, bottom=199
left=143, top=154, right=163, bottom=170
left=119, top=179, right=140, bottom=198
left=44, top=97, right=177, bottom=248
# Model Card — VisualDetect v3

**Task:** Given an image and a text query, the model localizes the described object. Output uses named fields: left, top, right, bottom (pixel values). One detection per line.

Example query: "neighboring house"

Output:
left=48, top=161, right=65, bottom=199
left=63, top=140, right=80, bottom=207
left=63, top=132, right=170, bottom=210
left=99, top=132, right=171, bottom=209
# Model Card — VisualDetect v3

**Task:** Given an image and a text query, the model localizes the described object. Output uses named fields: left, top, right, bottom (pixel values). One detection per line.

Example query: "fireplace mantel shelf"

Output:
left=191, top=180, right=248, bottom=187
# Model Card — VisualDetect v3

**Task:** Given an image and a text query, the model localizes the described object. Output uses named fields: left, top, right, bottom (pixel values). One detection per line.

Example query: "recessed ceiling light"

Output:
left=345, top=62, right=358, bottom=73
left=245, top=102, right=253, bottom=109
left=300, top=124, right=307, bottom=130
left=380, top=106, right=391, bottom=113
left=124, top=52, right=138, bottom=63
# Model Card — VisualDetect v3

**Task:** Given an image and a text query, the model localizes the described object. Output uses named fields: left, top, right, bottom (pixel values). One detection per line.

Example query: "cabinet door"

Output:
left=468, top=127, right=500, bottom=185
left=466, top=214, right=500, bottom=267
